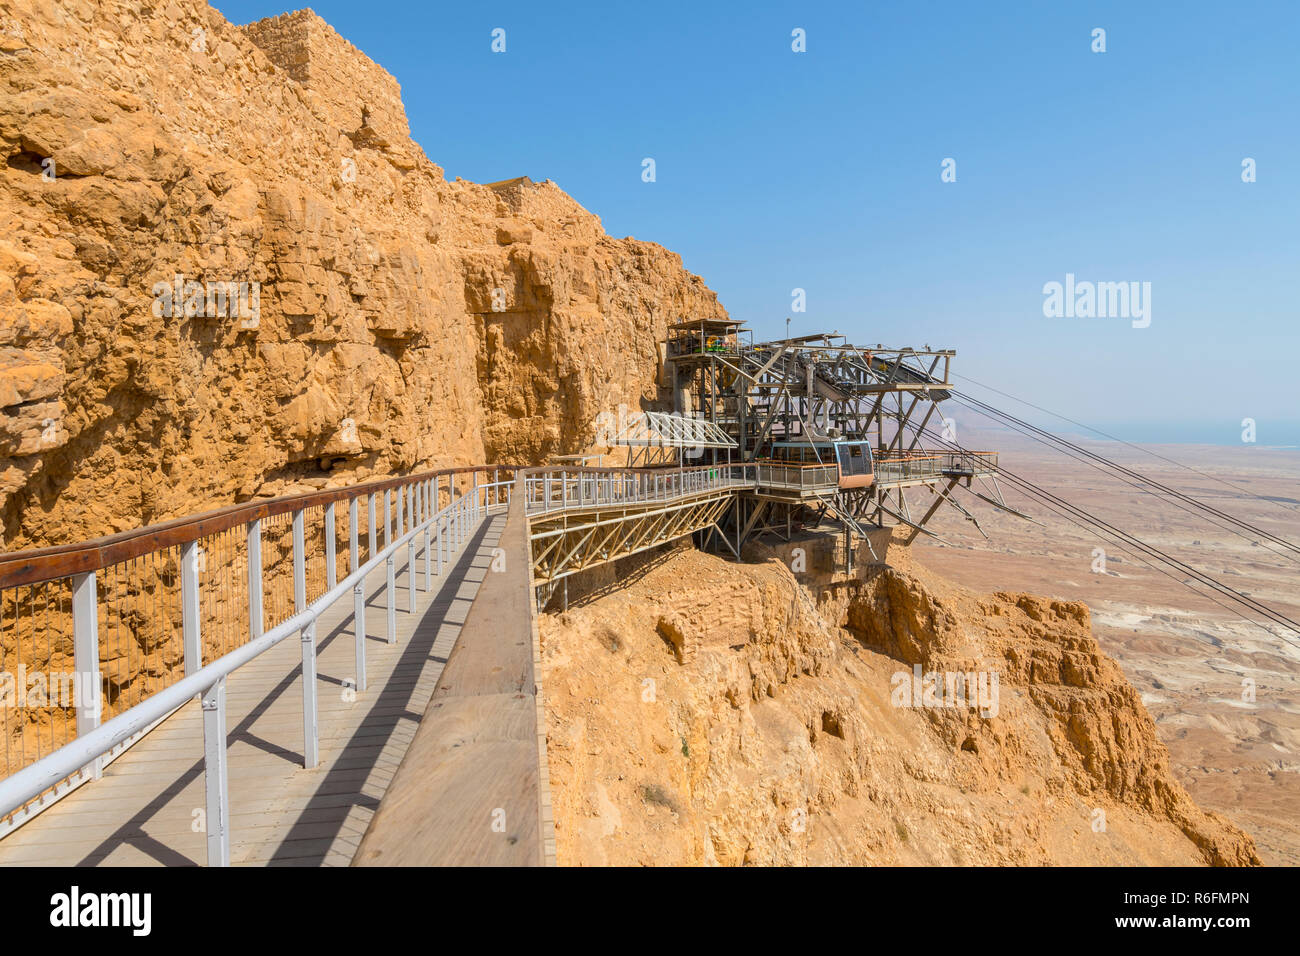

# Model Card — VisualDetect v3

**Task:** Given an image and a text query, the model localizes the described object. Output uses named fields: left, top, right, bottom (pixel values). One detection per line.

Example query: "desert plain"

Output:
left=914, top=424, right=1300, bottom=864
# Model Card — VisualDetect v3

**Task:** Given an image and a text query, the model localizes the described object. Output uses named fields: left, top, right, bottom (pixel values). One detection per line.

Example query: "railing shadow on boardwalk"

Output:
left=65, top=517, right=503, bottom=867
left=266, top=517, right=504, bottom=865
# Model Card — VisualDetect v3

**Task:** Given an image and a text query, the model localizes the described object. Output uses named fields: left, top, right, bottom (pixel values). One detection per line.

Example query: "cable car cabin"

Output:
left=763, top=440, right=875, bottom=490
left=834, top=440, right=875, bottom=488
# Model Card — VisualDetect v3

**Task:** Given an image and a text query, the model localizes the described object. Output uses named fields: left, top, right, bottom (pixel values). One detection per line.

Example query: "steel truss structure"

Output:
left=528, top=487, right=735, bottom=606
left=662, top=319, right=1010, bottom=549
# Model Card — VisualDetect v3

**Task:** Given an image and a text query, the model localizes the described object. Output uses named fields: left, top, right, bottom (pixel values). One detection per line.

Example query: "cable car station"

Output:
left=657, top=317, right=1012, bottom=550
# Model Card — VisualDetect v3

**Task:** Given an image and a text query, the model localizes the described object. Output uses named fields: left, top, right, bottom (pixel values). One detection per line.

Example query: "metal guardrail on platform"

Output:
left=523, top=465, right=753, bottom=515
left=874, top=450, right=998, bottom=484
left=752, top=461, right=840, bottom=494
left=0, top=465, right=512, bottom=856
left=939, top=450, right=999, bottom=475
left=521, top=451, right=999, bottom=511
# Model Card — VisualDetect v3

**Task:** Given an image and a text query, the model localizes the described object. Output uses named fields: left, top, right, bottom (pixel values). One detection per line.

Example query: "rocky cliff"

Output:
left=540, top=539, right=1261, bottom=865
left=0, top=1, right=723, bottom=550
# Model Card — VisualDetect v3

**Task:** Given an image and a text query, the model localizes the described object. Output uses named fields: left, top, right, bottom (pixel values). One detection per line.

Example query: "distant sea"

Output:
left=1079, top=421, right=1300, bottom=449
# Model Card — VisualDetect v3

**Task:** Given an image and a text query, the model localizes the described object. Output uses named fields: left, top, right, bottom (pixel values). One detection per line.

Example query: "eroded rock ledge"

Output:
left=540, top=539, right=1260, bottom=866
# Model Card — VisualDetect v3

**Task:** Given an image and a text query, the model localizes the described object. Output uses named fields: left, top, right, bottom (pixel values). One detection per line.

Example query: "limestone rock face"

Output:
left=540, top=541, right=1261, bottom=866
left=0, top=1, right=723, bottom=548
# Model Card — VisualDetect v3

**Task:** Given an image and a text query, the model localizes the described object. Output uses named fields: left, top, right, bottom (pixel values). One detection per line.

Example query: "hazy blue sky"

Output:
left=215, top=0, right=1299, bottom=440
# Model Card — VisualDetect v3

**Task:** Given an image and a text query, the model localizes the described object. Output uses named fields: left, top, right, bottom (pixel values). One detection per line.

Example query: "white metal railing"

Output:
left=752, top=461, right=839, bottom=492
left=874, top=450, right=998, bottom=484
left=520, top=452, right=1000, bottom=517
left=523, top=465, right=752, bottom=515
left=0, top=469, right=512, bottom=861
left=939, top=450, right=999, bottom=475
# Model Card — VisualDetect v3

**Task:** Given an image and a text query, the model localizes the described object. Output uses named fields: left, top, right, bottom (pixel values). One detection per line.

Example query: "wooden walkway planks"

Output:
left=355, top=489, right=547, bottom=866
left=0, top=510, right=507, bottom=867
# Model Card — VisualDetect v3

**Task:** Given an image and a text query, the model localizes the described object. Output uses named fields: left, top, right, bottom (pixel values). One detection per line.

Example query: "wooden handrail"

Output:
left=0, top=464, right=512, bottom=589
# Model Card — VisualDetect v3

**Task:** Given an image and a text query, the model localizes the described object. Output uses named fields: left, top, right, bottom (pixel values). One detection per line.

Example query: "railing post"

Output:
left=325, top=501, right=337, bottom=590
left=71, top=570, right=103, bottom=779
left=292, top=508, right=318, bottom=769
left=181, top=539, right=202, bottom=678
left=403, top=488, right=413, bottom=605
left=201, top=676, right=230, bottom=866
left=385, top=551, right=397, bottom=644
left=368, top=492, right=377, bottom=560
left=247, top=519, right=263, bottom=640
left=292, top=509, right=307, bottom=613
left=350, top=496, right=366, bottom=693
left=349, top=498, right=360, bottom=573
left=396, top=484, right=404, bottom=537
left=382, top=490, right=395, bottom=641
left=301, top=620, right=319, bottom=769
left=407, top=533, right=417, bottom=613
left=437, top=480, right=446, bottom=571
left=423, top=486, right=432, bottom=592
left=384, top=489, right=392, bottom=549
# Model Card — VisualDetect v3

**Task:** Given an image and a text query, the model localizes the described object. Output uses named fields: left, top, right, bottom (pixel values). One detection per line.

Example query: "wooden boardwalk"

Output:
left=0, top=510, right=507, bottom=867
left=356, top=490, right=549, bottom=865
